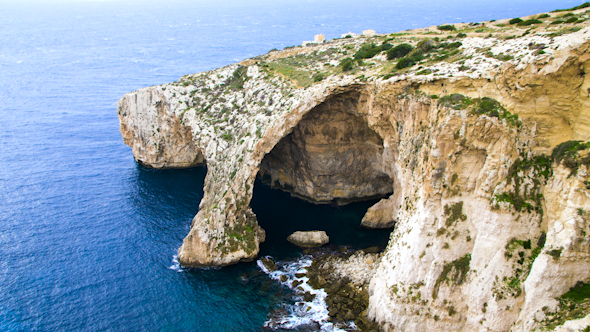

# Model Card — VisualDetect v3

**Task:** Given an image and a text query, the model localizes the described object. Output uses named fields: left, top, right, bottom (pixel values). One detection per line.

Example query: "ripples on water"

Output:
left=0, top=0, right=572, bottom=330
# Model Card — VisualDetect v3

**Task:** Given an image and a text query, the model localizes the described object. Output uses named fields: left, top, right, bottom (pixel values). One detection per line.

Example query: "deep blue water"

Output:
left=0, top=0, right=577, bottom=330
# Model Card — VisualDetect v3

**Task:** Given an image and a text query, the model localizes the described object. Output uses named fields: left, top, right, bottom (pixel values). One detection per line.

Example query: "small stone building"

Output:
left=302, top=34, right=326, bottom=46
left=362, top=29, right=376, bottom=37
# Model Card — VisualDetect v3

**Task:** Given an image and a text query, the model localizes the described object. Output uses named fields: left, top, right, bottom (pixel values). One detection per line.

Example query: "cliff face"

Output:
left=118, top=10, right=590, bottom=332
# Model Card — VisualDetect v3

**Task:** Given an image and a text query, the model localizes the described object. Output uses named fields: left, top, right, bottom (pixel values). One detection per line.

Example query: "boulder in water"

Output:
left=287, top=231, right=329, bottom=248
left=259, top=257, right=277, bottom=272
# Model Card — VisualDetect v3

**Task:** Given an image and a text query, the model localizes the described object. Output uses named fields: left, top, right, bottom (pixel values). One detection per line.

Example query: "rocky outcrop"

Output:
left=361, top=198, right=396, bottom=229
left=306, top=250, right=382, bottom=330
left=118, top=8, right=590, bottom=331
left=287, top=230, right=330, bottom=248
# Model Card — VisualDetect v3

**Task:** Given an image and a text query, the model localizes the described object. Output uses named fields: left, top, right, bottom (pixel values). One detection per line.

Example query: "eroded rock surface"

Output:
left=259, top=91, right=392, bottom=204
left=118, top=9, right=590, bottom=331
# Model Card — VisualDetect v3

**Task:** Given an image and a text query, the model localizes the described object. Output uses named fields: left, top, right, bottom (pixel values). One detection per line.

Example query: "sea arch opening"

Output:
left=251, top=88, right=395, bottom=256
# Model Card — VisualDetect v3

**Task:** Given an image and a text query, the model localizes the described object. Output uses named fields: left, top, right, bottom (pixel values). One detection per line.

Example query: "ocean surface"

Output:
left=0, top=0, right=577, bottom=330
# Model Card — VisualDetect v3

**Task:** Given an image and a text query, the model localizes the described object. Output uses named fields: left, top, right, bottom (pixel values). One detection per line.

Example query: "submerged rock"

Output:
left=259, top=257, right=277, bottom=272
left=287, top=231, right=330, bottom=248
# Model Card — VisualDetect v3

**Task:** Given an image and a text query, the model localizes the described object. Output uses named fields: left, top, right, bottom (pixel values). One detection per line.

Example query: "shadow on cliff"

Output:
left=250, top=178, right=392, bottom=261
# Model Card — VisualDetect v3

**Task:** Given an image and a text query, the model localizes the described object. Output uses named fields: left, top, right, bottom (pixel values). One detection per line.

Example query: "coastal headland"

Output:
left=118, top=4, right=590, bottom=331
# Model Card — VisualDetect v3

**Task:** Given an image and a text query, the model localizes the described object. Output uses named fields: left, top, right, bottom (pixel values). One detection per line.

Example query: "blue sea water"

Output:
left=0, top=0, right=577, bottom=330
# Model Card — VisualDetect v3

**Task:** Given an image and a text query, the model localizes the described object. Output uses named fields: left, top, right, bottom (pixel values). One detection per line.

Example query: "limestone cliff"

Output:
left=118, top=8, right=590, bottom=332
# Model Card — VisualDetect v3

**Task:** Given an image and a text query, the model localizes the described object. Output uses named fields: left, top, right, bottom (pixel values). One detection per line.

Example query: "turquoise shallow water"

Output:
left=0, top=0, right=576, bottom=330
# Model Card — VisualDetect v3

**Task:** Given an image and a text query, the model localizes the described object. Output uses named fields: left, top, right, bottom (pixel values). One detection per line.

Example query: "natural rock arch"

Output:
left=258, top=89, right=393, bottom=206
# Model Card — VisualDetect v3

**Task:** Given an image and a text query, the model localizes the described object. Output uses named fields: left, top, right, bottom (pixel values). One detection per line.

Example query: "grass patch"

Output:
left=267, top=61, right=314, bottom=87
left=548, top=26, right=583, bottom=36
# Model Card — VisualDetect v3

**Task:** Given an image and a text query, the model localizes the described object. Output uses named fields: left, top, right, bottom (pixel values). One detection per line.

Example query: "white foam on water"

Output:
left=258, top=256, right=353, bottom=332
left=168, top=255, right=184, bottom=272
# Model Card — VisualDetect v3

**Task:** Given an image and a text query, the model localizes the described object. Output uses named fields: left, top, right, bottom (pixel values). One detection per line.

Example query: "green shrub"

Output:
left=387, top=43, right=414, bottom=59
left=417, top=39, right=436, bottom=52
left=448, top=306, right=457, bottom=316
left=407, top=49, right=424, bottom=59
left=562, top=281, right=590, bottom=303
left=565, top=17, right=580, bottom=23
left=395, top=57, right=417, bottom=69
left=340, top=58, right=354, bottom=72
left=538, top=13, right=550, bottom=18
left=473, top=97, right=504, bottom=117
left=313, top=73, right=325, bottom=82
left=547, top=248, right=562, bottom=260
left=443, top=41, right=462, bottom=49
left=552, top=2, right=590, bottom=12
left=457, top=32, right=467, bottom=37
left=542, top=277, right=590, bottom=329
left=438, top=93, right=473, bottom=110
left=381, top=42, right=393, bottom=51
left=444, top=201, right=467, bottom=227
left=495, top=53, right=514, bottom=61
left=438, top=24, right=457, bottom=31
left=551, top=140, right=590, bottom=176
left=417, top=69, right=432, bottom=75
left=537, top=231, right=547, bottom=248
left=552, top=140, right=588, bottom=162
left=393, top=49, right=424, bottom=70
left=222, top=132, right=233, bottom=141
left=225, top=65, right=248, bottom=90
left=354, top=43, right=382, bottom=59
left=551, top=19, right=565, bottom=24
left=517, top=19, right=543, bottom=26
left=509, top=18, right=523, bottom=24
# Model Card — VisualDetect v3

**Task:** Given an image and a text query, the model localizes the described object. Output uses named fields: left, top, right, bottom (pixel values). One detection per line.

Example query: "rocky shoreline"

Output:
left=306, top=248, right=382, bottom=331
left=259, top=246, right=384, bottom=331
left=120, top=4, right=590, bottom=331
